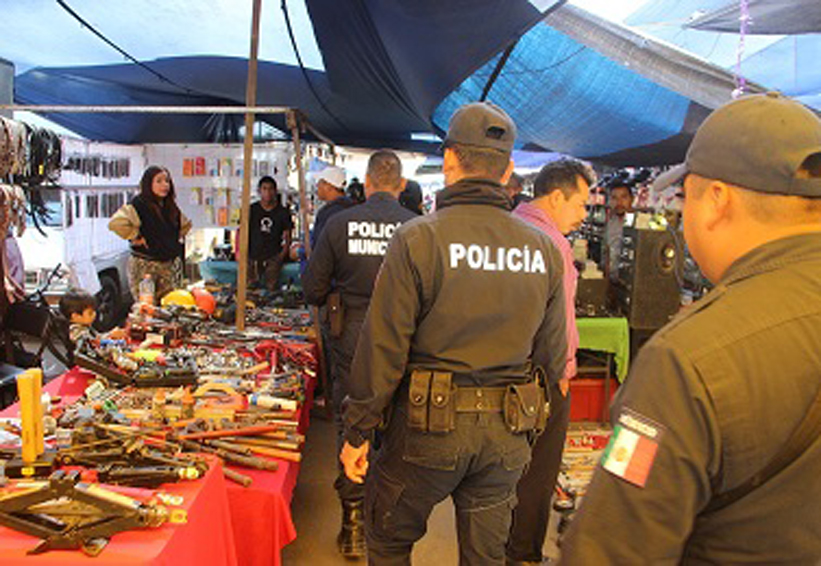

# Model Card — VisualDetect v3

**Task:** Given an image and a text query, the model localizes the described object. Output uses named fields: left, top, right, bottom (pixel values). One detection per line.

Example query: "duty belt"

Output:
left=454, top=387, right=506, bottom=413
left=406, top=370, right=546, bottom=434
left=406, top=384, right=506, bottom=413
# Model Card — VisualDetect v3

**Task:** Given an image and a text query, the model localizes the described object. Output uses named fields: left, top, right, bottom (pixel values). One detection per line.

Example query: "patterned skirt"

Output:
left=128, top=255, right=183, bottom=302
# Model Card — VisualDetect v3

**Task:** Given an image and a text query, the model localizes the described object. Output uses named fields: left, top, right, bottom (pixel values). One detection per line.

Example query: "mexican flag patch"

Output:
left=601, top=409, right=664, bottom=488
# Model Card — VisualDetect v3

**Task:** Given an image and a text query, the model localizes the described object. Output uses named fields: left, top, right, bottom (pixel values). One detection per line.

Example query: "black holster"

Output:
left=503, top=377, right=550, bottom=435
left=327, top=292, right=345, bottom=338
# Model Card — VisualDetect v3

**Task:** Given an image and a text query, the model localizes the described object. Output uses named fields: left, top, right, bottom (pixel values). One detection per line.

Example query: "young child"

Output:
left=59, top=289, right=125, bottom=349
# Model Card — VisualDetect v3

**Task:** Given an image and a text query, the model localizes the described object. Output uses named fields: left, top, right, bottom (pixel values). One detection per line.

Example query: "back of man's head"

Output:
left=366, top=150, right=403, bottom=194
left=534, top=159, right=596, bottom=200
left=443, top=102, right=516, bottom=184
left=654, top=92, right=821, bottom=216
left=505, top=172, right=524, bottom=198
left=658, top=93, right=821, bottom=282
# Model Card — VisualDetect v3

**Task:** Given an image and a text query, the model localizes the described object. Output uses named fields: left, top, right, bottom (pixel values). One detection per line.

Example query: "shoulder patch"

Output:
left=601, top=408, right=665, bottom=488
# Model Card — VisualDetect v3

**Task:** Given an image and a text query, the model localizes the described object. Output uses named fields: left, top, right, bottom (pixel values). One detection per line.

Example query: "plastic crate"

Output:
left=569, top=378, right=619, bottom=422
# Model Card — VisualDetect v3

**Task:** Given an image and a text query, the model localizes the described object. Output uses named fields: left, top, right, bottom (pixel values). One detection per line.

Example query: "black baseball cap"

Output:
left=652, top=92, right=821, bottom=196
left=443, top=102, right=517, bottom=153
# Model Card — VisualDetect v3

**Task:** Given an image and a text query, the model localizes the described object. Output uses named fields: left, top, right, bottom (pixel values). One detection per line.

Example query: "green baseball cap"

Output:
left=653, top=92, right=821, bottom=196
left=444, top=101, right=517, bottom=153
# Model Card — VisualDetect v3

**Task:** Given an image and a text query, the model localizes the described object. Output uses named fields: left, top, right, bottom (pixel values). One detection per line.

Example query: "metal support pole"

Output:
left=289, top=110, right=330, bottom=416
left=0, top=105, right=290, bottom=114
left=287, top=111, right=311, bottom=258
left=236, top=0, right=263, bottom=332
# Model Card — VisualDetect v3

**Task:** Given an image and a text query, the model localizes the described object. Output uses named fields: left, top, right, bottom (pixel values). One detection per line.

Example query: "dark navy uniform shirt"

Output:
left=310, top=195, right=354, bottom=248
left=342, top=178, right=568, bottom=444
left=302, top=191, right=416, bottom=314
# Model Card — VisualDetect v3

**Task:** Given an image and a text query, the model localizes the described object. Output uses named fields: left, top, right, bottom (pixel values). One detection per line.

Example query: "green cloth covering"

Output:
left=576, top=317, right=630, bottom=382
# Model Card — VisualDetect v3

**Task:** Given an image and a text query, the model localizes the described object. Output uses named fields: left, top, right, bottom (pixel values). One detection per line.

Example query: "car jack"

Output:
left=0, top=469, right=170, bottom=556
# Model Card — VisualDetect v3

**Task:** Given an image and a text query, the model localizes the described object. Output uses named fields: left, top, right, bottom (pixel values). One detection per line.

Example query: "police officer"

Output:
left=340, top=102, right=568, bottom=564
left=302, top=150, right=416, bottom=559
left=559, top=92, right=821, bottom=564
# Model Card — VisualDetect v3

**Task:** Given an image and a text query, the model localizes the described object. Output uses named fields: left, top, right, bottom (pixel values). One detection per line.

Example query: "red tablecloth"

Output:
left=2, top=366, right=315, bottom=566
left=0, top=453, right=237, bottom=565
left=226, top=369, right=316, bottom=566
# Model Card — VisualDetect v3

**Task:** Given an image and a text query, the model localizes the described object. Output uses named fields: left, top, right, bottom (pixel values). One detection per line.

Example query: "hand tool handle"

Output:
left=223, top=467, right=253, bottom=487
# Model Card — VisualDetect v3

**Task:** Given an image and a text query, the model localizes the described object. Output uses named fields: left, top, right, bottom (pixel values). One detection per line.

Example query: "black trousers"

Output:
left=366, top=404, right=531, bottom=565
left=506, top=382, right=571, bottom=562
left=331, top=315, right=366, bottom=503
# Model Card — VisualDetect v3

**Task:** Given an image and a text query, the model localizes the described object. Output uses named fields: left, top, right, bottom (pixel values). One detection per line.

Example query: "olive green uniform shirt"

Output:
left=560, top=232, right=821, bottom=565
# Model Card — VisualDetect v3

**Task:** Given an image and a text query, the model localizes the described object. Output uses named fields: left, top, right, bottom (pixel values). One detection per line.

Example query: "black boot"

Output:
left=337, top=500, right=367, bottom=559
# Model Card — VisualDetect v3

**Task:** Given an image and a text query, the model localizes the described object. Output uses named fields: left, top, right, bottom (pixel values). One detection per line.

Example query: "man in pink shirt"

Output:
left=507, top=158, right=594, bottom=566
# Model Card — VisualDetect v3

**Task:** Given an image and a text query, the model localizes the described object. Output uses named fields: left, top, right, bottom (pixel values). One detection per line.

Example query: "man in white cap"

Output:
left=311, top=165, right=353, bottom=248
left=560, top=92, right=821, bottom=565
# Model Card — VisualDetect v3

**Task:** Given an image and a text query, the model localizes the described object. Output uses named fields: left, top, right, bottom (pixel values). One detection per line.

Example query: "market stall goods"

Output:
left=0, top=300, right=318, bottom=556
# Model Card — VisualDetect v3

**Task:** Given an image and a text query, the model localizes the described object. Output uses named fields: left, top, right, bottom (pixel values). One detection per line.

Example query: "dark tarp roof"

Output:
left=14, top=0, right=551, bottom=152
left=9, top=1, right=810, bottom=166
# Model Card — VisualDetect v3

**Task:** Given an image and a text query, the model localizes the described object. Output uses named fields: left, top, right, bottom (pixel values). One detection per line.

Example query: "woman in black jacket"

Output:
left=109, top=165, right=192, bottom=301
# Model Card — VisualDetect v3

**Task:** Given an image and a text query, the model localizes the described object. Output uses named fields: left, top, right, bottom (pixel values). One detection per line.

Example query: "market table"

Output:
left=576, top=317, right=630, bottom=382
left=1, top=365, right=315, bottom=566
left=226, top=366, right=316, bottom=566
left=0, top=376, right=238, bottom=565
left=572, top=317, right=630, bottom=422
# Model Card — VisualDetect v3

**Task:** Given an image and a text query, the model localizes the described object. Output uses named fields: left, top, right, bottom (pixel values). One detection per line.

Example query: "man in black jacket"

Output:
left=340, top=102, right=568, bottom=564
left=302, top=150, right=416, bottom=559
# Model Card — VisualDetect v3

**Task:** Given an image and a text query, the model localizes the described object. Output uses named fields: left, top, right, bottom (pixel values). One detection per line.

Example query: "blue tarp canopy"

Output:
left=433, top=4, right=767, bottom=165
left=4, top=1, right=817, bottom=165
left=9, top=0, right=550, bottom=152
left=626, top=0, right=821, bottom=111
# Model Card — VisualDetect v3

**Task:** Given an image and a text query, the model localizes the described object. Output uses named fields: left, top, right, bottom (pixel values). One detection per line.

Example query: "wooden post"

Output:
left=236, top=0, right=263, bottom=331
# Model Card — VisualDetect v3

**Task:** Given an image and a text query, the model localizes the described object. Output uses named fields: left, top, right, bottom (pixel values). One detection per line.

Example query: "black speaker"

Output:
left=614, top=228, right=681, bottom=329
left=576, top=277, right=608, bottom=317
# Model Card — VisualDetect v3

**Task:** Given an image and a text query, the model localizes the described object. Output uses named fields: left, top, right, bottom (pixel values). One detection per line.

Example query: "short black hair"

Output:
left=367, top=150, right=403, bottom=190
left=59, top=289, right=97, bottom=318
left=610, top=184, right=634, bottom=197
left=449, top=143, right=510, bottom=182
left=258, top=176, right=277, bottom=190
left=533, top=158, right=596, bottom=199
left=800, top=152, right=821, bottom=177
